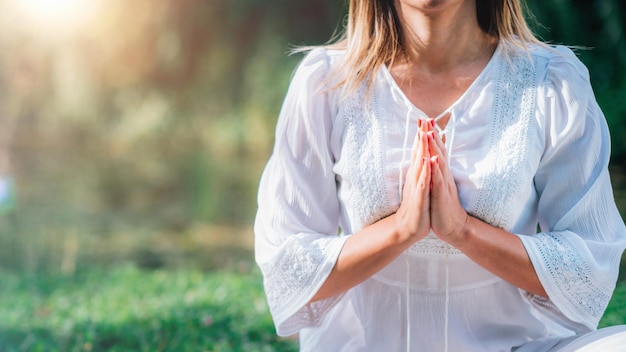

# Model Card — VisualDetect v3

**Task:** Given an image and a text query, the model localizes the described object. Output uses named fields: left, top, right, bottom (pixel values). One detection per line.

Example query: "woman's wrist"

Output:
left=389, top=212, right=426, bottom=247
left=444, top=212, right=471, bottom=248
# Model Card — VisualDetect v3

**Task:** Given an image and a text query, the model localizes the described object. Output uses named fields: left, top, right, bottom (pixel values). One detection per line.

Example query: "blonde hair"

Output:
left=319, top=0, right=545, bottom=95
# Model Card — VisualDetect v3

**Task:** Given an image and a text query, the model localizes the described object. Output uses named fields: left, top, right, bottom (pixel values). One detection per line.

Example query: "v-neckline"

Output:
left=380, top=44, right=501, bottom=122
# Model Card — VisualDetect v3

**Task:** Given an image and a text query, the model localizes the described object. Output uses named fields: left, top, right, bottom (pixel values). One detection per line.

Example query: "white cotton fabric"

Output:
left=254, top=43, right=626, bottom=351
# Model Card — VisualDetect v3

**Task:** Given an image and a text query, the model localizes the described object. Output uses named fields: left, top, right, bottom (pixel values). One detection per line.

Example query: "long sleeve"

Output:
left=518, top=47, right=626, bottom=331
left=254, top=48, right=348, bottom=336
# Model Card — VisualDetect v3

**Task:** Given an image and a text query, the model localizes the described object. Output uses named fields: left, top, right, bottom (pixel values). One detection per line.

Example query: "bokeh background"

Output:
left=0, top=0, right=624, bottom=351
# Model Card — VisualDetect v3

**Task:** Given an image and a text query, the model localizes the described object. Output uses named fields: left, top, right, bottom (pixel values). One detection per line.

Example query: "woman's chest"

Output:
left=330, top=55, right=547, bottom=233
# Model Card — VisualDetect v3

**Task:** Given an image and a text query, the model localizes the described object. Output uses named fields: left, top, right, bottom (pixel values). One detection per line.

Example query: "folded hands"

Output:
left=394, top=117, right=469, bottom=246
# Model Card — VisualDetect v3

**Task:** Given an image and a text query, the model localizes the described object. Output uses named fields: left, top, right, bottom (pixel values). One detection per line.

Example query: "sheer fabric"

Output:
left=254, top=44, right=626, bottom=351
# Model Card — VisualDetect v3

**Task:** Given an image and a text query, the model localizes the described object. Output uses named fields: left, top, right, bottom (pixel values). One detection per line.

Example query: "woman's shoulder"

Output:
left=526, top=44, right=600, bottom=124
left=527, top=44, right=591, bottom=85
left=497, top=41, right=589, bottom=82
left=283, top=48, right=332, bottom=95
left=295, top=47, right=345, bottom=73
left=286, top=47, right=348, bottom=101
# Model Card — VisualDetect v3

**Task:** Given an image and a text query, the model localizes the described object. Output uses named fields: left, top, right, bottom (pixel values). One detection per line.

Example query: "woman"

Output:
left=255, top=0, right=626, bottom=351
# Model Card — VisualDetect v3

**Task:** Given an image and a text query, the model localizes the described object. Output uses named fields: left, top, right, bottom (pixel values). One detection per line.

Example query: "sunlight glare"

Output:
left=20, top=0, right=99, bottom=32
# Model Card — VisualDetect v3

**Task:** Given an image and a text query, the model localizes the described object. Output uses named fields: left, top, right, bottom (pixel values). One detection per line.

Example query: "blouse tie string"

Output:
left=399, top=110, right=454, bottom=352
left=398, top=105, right=412, bottom=352
left=432, top=109, right=452, bottom=352
left=391, top=72, right=454, bottom=352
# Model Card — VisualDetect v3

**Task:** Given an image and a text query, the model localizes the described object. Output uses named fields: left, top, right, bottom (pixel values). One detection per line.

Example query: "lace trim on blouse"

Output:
left=530, top=232, right=610, bottom=326
left=264, top=234, right=347, bottom=334
left=471, top=54, right=545, bottom=230
left=341, top=82, right=394, bottom=230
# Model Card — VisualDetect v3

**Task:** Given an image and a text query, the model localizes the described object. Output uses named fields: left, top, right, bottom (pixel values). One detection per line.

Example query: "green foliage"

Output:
left=0, top=265, right=298, bottom=352
left=600, top=274, right=626, bottom=328
left=0, top=0, right=623, bottom=250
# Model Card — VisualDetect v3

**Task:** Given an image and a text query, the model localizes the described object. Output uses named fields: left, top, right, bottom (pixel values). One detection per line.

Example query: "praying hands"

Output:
left=395, top=118, right=469, bottom=246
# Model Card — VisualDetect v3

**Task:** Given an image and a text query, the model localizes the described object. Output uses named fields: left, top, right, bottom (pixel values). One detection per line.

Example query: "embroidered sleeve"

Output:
left=254, top=48, right=348, bottom=336
left=519, top=46, right=626, bottom=331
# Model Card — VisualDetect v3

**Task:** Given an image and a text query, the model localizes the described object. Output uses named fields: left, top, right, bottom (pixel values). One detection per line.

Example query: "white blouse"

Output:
left=254, top=43, right=626, bottom=351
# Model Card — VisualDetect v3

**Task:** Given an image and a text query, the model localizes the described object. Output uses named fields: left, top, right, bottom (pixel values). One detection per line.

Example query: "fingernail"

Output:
left=418, top=119, right=422, bottom=128
left=429, top=119, right=435, bottom=128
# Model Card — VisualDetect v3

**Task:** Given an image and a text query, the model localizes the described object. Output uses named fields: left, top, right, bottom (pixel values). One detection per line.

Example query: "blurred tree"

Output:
left=0, top=0, right=624, bottom=272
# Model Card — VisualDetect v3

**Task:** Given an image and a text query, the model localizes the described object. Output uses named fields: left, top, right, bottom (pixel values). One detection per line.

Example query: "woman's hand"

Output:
left=393, top=119, right=432, bottom=243
left=425, top=127, right=546, bottom=296
left=428, top=127, right=469, bottom=245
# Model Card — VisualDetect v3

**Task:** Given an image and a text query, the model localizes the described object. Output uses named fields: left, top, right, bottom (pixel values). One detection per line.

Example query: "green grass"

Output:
left=0, top=265, right=298, bottom=352
left=600, top=279, right=626, bottom=328
left=0, top=265, right=624, bottom=351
